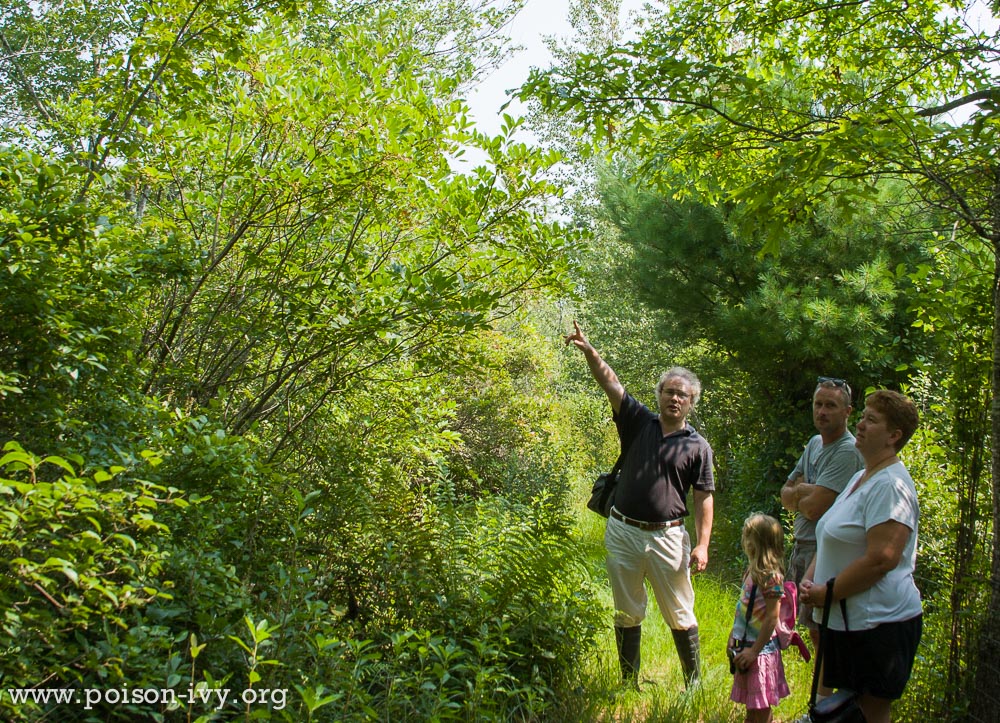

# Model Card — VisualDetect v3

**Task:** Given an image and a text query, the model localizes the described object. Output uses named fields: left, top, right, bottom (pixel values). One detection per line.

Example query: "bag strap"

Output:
left=809, top=577, right=851, bottom=708
left=739, top=582, right=758, bottom=646
left=613, top=416, right=639, bottom=479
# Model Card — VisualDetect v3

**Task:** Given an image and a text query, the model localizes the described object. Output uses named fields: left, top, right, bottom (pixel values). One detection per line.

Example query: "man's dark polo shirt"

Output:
left=613, top=390, right=715, bottom=523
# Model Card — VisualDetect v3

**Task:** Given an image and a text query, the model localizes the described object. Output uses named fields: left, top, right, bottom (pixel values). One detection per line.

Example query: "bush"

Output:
left=0, top=442, right=184, bottom=721
left=0, top=150, right=156, bottom=465
left=297, top=493, right=605, bottom=721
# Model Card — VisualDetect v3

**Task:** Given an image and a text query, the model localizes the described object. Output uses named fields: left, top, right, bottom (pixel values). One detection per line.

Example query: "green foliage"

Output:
left=0, top=149, right=155, bottom=462
left=147, top=485, right=602, bottom=722
left=586, top=166, right=931, bottom=486
left=0, top=2, right=597, bottom=719
left=105, top=13, right=576, bottom=458
left=597, top=174, right=926, bottom=384
left=523, top=2, right=1000, bottom=714
left=521, top=0, right=1000, bottom=242
left=899, top=240, right=994, bottom=714
left=0, top=442, right=183, bottom=720
left=341, top=494, right=603, bottom=721
left=4, top=0, right=994, bottom=718
left=446, top=316, right=583, bottom=501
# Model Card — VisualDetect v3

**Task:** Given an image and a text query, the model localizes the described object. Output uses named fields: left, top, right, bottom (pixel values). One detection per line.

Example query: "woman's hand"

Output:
left=800, top=578, right=826, bottom=607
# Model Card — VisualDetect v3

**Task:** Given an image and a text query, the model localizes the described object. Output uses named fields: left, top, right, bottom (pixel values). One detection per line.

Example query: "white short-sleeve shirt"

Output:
left=812, top=461, right=922, bottom=630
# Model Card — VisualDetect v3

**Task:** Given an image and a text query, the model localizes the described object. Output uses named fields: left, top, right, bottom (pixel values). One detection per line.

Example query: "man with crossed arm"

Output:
left=780, top=376, right=863, bottom=709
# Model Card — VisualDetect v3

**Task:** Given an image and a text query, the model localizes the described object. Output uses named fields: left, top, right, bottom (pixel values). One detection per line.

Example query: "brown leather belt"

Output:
left=610, top=507, right=684, bottom=531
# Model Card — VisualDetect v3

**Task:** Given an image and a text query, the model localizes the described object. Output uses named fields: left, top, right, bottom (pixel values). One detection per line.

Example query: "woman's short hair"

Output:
left=656, top=366, right=702, bottom=407
left=865, top=390, right=920, bottom=451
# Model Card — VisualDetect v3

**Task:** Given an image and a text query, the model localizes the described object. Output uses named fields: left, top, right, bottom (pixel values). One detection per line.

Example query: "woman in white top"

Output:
left=800, top=390, right=922, bottom=723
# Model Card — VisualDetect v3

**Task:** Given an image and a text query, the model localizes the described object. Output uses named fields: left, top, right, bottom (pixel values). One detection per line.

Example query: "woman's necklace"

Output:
left=851, top=455, right=899, bottom=493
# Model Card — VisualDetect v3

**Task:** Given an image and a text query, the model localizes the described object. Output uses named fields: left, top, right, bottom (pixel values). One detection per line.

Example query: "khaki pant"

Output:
left=604, top=514, right=696, bottom=630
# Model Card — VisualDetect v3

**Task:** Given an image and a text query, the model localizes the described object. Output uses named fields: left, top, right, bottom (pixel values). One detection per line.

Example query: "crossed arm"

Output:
left=781, top=474, right=839, bottom=520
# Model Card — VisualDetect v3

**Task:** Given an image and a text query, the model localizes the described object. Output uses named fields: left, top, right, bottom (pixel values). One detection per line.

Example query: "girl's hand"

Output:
left=799, top=578, right=815, bottom=604
left=734, top=648, right=758, bottom=673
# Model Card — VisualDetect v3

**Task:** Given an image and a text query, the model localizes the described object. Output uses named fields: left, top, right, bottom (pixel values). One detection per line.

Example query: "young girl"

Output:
left=728, top=513, right=791, bottom=723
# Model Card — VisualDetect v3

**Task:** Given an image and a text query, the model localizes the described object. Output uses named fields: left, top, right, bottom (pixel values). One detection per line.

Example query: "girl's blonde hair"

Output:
left=741, top=513, right=786, bottom=587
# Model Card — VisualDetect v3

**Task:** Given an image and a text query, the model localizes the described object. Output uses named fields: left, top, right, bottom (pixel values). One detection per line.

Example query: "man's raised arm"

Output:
left=564, top=320, right=625, bottom=414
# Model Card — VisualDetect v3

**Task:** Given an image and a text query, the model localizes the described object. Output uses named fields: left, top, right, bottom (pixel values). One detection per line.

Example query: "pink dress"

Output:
left=729, top=572, right=791, bottom=710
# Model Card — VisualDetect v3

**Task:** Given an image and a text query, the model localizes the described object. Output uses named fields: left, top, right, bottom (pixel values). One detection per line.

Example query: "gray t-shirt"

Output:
left=789, top=431, right=864, bottom=543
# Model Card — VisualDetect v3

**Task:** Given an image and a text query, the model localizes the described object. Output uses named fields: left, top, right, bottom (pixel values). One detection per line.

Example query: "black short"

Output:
left=822, top=614, right=922, bottom=700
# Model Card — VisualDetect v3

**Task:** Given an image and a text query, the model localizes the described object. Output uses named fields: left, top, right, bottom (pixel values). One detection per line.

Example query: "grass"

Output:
left=561, top=496, right=817, bottom=723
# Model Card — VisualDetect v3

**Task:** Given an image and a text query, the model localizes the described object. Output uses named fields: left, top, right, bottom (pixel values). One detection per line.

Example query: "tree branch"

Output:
left=0, top=29, right=54, bottom=124
left=917, top=89, right=1000, bottom=118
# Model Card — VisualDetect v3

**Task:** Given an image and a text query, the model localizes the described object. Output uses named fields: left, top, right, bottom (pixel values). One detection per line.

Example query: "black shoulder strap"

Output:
left=739, top=583, right=758, bottom=645
left=809, top=578, right=851, bottom=707
left=613, top=394, right=644, bottom=468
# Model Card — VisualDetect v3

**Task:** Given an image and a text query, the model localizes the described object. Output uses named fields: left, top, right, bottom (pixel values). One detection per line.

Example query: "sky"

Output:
left=454, top=0, right=644, bottom=174
left=464, top=1, right=575, bottom=137
left=464, top=0, right=643, bottom=138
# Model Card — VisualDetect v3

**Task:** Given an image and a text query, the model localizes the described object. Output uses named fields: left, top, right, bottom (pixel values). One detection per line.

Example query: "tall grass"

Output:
left=560, top=490, right=817, bottom=722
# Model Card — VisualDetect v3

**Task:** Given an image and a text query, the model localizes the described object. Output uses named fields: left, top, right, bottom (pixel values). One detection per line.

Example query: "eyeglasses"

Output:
left=661, top=387, right=691, bottom=400
left=817, top=376, right=848, bottom=388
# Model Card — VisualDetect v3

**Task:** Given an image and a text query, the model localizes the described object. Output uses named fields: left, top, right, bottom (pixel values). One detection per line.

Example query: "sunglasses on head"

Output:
left=817, top=376, right=848, bottom=388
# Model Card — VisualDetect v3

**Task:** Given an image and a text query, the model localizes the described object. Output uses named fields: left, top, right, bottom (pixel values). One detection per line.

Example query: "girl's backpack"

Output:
left=775, top=580, right=811, bottom=660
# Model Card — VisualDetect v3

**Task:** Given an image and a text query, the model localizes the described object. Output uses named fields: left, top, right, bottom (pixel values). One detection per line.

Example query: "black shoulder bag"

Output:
left=587, top=424, right=639, bottom=518
left=586, top=453, right=622, bottom=518
left=808, top=577, right=866, bottom=723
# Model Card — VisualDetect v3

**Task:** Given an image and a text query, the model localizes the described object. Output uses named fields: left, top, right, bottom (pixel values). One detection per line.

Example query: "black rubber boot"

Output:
left=671, top=625, right=701, bottom=688
left=614, top=625, right=641, bottom=686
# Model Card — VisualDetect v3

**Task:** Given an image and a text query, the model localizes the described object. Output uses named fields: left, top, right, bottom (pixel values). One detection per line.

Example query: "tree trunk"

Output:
left=946, top=359, right=988, bottom=715
left=969, top=195, right=1000, bottom=721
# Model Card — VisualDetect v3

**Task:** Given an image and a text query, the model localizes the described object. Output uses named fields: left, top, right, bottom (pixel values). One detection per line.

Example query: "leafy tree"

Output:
left=1, top=1, right=602, bottom=718
left=521, top=0, right=1000, bottom=714
left=0, top=149, right=158, bottom=462
left=2, top=0, right=575, bottom=453
left=595, top=167, right=930, bottom=477
left=904, top=239, right=993, bottom=717
left=2, top=0, right=579, bottom=458
left=0, top=0, right=608, bottom=719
